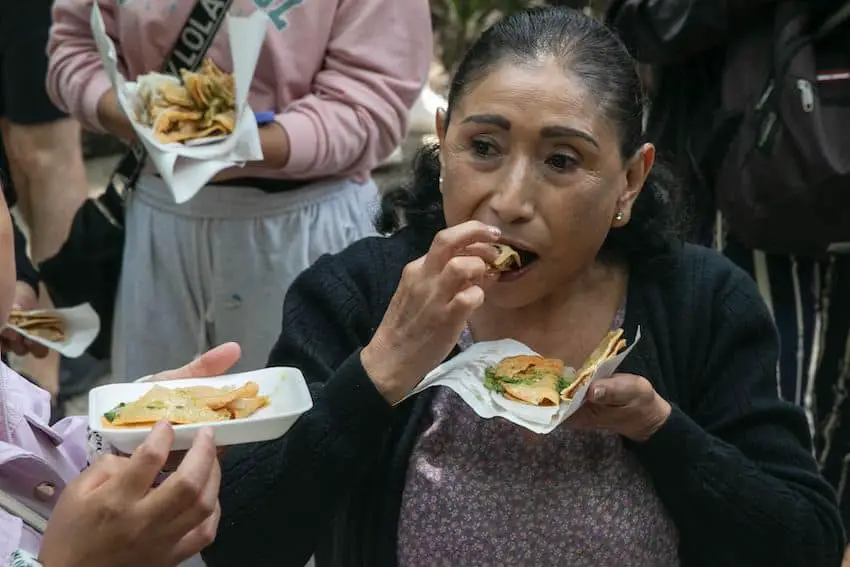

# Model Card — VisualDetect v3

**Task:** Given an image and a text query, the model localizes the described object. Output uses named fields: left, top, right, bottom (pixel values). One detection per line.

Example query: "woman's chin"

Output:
left=485, top=267, right=545, bottom=309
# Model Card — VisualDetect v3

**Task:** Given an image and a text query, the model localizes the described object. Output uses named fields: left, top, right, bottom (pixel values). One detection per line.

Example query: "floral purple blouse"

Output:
left=397, top=308, right=680, bottom=566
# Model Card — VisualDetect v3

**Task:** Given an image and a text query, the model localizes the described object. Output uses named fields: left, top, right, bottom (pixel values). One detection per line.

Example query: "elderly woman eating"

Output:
left=203, top=7, right=844, bottom=567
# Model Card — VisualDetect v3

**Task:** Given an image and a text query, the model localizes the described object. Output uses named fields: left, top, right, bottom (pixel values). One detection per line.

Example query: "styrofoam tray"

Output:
left=88, top=367, right=312, bottom=453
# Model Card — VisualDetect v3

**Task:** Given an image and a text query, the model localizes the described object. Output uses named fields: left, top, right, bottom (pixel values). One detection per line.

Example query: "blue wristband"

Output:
left=254, top=111, right=275, bottom=126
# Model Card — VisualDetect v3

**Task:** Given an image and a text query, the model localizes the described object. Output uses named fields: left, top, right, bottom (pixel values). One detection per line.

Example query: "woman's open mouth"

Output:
left=496, top=244, right=539, bottom=282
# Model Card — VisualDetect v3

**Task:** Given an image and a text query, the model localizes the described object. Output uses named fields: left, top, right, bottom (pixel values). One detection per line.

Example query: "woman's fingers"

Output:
left=117, top=421, right=174, bottom=497
left=153, top=342, right=242, bottom=382
left=436, top=255, right=489, bottom=301
left=171, top=501, right=221, bottom=564
left=26, top=339, right=49, bottom=358
left=158, top=435, right=221, bottom=541
left=424, top=221, right=501, bottom=273
left=145, top=428, right=218, bottom=519
left=587, top=373, right=654, bottom=407
left=459, top=242, right=501, bottom=265
left=448, top=285, right=486, bottom=316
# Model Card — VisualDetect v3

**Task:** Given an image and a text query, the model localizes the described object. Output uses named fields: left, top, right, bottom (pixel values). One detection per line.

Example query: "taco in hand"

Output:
left=560, top=328, right=627, bottom=401
left=488, top=244, right=521, bottom=273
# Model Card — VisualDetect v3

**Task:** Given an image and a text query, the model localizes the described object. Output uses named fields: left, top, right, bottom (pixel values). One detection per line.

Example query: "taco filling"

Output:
left=484, top=355, right=570, bottom=406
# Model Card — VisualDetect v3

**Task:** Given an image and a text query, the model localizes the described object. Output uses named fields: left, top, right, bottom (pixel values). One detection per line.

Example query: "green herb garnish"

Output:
left=145, top=400, right=166, bottom=410
left=103, top=402, right=126, bottom=423
left=557, top=376, right=573, bottom=392
left=483, top=367, right=505, bottom=393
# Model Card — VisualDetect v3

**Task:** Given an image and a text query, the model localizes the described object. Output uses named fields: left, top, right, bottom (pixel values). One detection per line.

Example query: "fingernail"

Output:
left=593, top=387, right=605, bottom=402
left=487, top=225, right=501, bottom=236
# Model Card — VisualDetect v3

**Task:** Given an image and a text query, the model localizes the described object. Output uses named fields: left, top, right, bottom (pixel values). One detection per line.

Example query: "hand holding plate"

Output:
left=38, top=422, right=220, bottom=567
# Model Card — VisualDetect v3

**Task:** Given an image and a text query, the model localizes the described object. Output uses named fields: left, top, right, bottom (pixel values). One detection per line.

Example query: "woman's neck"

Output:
left=469, top=261, right=628, bottom=366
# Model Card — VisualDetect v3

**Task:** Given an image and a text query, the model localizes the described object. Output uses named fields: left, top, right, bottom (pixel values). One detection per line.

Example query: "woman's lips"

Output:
left=496, top=252, right=539, bottom=282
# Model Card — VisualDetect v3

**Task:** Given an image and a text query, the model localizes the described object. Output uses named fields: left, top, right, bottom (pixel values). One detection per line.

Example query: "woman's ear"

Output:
left=614, top=143, right=655, bottom=226
left=435, top=109, right=447, bottom=147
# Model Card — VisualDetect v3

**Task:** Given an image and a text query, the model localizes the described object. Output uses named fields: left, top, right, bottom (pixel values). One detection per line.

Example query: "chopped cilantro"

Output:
left=557, top=376, right=574, bottom=392
left=103, top=402, right=126, bottom=423
left=483, top=367, right=505, bottom=393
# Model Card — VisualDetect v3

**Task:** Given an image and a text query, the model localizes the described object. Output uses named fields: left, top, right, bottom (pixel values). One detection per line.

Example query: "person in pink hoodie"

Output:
left=0, top=183, right=247, bottom=565
left=46, top=0, right=433, bottom=381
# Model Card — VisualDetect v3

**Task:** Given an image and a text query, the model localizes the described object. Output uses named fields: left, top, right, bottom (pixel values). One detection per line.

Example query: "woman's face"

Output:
left=437, top=58, right=654, bottom=309
left=0, top=189, right=16, bottom=325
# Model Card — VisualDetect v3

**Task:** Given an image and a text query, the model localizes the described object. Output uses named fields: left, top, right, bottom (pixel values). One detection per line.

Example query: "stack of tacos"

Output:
left=8, top=311, right=67, bottom=343
left=137, top=58, right=236, bottom=144
left=484, top=328, right=628, bottom=406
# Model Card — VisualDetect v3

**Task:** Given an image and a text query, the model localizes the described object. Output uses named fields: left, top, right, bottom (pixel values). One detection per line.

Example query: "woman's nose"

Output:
left=489, top=165, right=534, bottom=224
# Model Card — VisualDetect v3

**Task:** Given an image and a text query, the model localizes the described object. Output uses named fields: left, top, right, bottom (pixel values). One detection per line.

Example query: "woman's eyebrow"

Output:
left=461, top=114, right=511, bottom=130
left=540, top=125, right=599, bottom=148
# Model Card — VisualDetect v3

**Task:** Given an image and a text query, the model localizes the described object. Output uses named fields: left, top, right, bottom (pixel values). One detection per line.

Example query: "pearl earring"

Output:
left=614, top=211, right=624, bottom=222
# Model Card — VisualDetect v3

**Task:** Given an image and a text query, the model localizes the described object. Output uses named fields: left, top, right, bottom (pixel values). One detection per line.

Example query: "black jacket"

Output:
left=204, top=228, right=844, bottom=567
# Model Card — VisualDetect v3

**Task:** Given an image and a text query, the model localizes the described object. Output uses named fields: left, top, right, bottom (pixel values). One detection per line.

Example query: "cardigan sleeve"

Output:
left=632, top=266, right=845, bottom=565
left=202, top=245, right=396, bottom=567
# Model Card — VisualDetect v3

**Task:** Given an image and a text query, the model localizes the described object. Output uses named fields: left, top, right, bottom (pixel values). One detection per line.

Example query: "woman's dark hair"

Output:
left=377, top=6, right=685, bottom=268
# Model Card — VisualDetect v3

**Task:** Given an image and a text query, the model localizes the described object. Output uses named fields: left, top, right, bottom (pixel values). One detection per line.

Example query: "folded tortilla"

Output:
left=8, top=311, right=66, bottom=342
left=103, top=381, right=268, bottom=428
left=490, top=355, right=564, bottom=406
left=137, top=58, right=236, bottom=144
left=108, top=385, right=229, bottom=427
left=560, top=328, right=627, bottom=401
left=490, top=244, right=521, bottom=273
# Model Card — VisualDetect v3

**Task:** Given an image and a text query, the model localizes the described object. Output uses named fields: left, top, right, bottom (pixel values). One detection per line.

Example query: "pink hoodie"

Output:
left=47, top=0, right=432, bottom=179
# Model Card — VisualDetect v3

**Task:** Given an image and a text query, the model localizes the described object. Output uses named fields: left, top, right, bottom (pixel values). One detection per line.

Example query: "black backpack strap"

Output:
left=108, top=0, right=236, bottom=201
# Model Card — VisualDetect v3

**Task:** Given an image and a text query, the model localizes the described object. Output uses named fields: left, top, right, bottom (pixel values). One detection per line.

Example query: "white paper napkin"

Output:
left=91, top=4, right=267, bottom=203
left=5, top=304, right=101, bottom=358
left=402, top=327, right=642, bottom=434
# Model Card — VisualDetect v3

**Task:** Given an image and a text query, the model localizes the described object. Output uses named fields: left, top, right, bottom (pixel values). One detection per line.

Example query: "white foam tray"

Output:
left=88, top=367, right=312, bottom=453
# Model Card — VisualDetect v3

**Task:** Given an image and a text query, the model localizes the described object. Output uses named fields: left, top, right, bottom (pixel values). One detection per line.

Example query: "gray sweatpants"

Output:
left=111, top=175, right=379, bottom=381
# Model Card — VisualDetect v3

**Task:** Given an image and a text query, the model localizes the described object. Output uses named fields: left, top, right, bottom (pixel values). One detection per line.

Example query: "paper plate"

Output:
left=88, top=367, right=312, bottom=453
left=4, top=304, right=100, bottom=358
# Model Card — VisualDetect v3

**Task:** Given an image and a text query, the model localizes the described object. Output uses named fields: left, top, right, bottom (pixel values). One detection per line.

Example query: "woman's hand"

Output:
left=568, top=373, right=672, bottom=442
left=149, top=342, right=242, bottom=382
left=0, top=282, right=49, bottom=358
left=96, top=89, right=137, bottom=142
left=361, top=221, right=502, bottom=403
left=38, top=421, right=221, bottom=567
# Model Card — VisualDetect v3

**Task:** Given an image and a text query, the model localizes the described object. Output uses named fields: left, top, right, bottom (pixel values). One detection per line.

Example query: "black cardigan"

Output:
left=203, top=228, right=845, bottom=567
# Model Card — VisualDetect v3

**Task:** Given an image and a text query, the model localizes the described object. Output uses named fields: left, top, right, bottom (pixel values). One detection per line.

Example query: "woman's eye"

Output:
left=471, top=140, right=495, bottom=158
left=546, top=153, right=577, bottom=171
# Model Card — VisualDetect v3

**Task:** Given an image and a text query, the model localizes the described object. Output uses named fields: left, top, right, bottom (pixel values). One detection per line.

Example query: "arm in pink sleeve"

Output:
left=47, top=0, right=120, bottom=133
left=276, top=0, right=433, bottom=177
